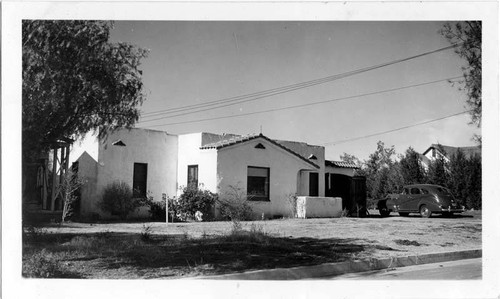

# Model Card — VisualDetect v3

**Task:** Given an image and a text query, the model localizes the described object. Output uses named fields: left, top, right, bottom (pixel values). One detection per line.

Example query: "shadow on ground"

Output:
left=22, top=230, right=401, bottom=278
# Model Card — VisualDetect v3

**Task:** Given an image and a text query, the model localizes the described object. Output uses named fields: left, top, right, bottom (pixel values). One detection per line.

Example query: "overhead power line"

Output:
left=139, top=43, right=462, bottom=122
left=139, top=76, right=462, bottom=128
left=321, top=110, right=472, bottom=146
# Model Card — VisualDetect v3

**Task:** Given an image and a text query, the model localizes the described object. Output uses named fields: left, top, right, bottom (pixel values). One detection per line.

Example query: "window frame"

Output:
left=247, top=166, right=270, bottom=202
left=187, top=164, right=199, bottom=188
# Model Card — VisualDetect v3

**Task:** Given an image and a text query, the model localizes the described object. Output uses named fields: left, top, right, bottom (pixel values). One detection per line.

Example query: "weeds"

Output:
left=23, top=249, right=62, bottom=278
left=140, top=224, right=153, bottom=242
left=394, top=239, right=423, bottom=246
left=23, top=225, right=47, bottom=243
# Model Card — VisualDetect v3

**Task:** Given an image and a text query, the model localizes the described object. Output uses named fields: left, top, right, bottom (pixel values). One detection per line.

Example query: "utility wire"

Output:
left=321, top=110, right=472, bottom=146
left=139, top=76, right=462, bottom=128
left=139, top=43, right=462, bottom=121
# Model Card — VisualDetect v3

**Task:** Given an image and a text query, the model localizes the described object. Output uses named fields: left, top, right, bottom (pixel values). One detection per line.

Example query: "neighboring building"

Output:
left=422, top=144, right=481, bottom=163
left=71, top=128, right=359, bottom=219
left=71, top=128, right=178, bottom=218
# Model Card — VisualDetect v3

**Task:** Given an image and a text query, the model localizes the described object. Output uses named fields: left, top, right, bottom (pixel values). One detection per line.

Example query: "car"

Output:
left=377, top=184, right=465, bottom=218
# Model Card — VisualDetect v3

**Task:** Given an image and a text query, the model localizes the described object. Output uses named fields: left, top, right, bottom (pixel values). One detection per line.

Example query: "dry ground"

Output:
left=23, top=210, right=481, bottom=279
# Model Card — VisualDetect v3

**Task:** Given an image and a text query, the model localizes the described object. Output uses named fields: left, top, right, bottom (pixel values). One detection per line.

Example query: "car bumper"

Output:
left=439, top=206, right=465, bottom=213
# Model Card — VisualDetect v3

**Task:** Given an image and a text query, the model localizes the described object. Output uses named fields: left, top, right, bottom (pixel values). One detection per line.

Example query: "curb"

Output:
left=201, top=249, right=482, bottom=280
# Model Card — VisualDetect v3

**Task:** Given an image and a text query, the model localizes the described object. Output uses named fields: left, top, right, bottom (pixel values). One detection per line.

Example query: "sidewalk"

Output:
left=201, top=249, right=481, bottom=280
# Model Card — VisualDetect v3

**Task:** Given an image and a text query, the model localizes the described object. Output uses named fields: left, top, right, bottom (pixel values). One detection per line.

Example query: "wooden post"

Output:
left=50, top=148, right=58, bottom=211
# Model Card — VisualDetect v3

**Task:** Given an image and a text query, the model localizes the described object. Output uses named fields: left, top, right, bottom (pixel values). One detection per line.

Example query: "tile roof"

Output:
left=200, top=133, right=319, bottom=168
left=325, top=160, right=359, bottom=169
left=200, top=133, right=261, bottom=149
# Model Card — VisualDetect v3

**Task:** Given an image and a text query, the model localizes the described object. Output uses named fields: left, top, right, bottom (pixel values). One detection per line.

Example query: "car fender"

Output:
left=418, top=197, right=440, bottom=211
left=378, top=195, right=398, bottom=212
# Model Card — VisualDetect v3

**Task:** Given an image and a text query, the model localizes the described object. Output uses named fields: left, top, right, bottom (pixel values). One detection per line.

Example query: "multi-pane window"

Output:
left=187, top=165, right=199, bottom=188
left=247, top=166, right=270, bottom=201
left=133, top=163, right=148, bottom=198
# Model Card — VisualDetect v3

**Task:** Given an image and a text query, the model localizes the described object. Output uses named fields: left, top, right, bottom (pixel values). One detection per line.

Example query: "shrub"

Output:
left=177, top=185, right=217, bottom=221
left=167, top=197, right=182, bottom=222
left=141, top=194, right=167, bottom=221
left=217, top=185, right=253, bottom=221
left=285, top=193, right=298, bottom=218
left=99, top=181, right=144, bottom=220
left=140, top=224, right=153, bottom=242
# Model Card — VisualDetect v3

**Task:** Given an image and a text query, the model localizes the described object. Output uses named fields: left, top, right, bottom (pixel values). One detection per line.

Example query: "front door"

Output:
left=309, top=172, right=319, bottom=196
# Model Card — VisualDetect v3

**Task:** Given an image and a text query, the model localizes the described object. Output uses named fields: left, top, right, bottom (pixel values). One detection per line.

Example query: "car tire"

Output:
left=399, top=212, right=409, bottom=217
left=379, top=208, right=390, bottom=217
left=419, top=205, right=432, bottom=218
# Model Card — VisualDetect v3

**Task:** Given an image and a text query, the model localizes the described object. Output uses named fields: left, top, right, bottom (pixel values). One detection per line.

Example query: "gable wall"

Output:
left=216, top=138, right=318, bottom=218
left=94, top=128, right=178, bottom=218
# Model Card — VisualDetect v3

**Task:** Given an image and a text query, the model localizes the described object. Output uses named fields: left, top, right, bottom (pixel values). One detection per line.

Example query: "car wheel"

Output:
left=399, top=212, right=409, bottom=217
left=419, top=205, right=432, bottom=218
left=379, top=207, right=390, bottom=217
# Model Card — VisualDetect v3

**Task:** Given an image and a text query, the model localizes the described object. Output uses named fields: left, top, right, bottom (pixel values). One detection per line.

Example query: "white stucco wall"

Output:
left=276, top=140, right=326, bottom=197
left=69, top=131, right=99, bottom=165
left=92, top=128, right=178, bottom=218
left=75, top=152, right=98, bottom=216
left=296, top=196, right=343, bottom=218
left=216, top=137, right=318, bottom=219
left=177, top=133, right=218, bottom=196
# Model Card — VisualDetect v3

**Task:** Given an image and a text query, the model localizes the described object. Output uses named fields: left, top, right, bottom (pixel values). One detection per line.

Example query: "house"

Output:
left=70, top=128, right=360, bottom=219
left=422, top=144, right=481, bottom=163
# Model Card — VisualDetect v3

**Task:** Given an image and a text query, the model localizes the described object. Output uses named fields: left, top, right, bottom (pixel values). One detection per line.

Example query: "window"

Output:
left=247, top=166, right=270, bottom=201
left=187, top=165, right=199, bottom=188
left=410, top=188, right=421, bottom=195
left=309, top=172, right=319, bottom=196
left=133, top=163, right=147, bottom=198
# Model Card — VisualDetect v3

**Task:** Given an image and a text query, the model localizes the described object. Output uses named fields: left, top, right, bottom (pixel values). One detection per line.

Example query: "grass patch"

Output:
left=23, top=224, right=373, bottom=279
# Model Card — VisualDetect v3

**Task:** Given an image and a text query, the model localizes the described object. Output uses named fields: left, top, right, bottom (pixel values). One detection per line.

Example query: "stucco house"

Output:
left=70, top=128, right=360, bottom=219
left=420, top=144, right=481, bottom=170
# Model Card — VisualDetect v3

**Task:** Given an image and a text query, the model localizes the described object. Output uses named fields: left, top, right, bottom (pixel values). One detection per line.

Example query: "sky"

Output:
left=110, top=21, right=480, bottom=161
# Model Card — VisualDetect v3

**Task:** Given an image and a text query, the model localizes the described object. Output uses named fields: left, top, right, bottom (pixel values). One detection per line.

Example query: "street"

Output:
left=326, top=258, right=482, bottom=280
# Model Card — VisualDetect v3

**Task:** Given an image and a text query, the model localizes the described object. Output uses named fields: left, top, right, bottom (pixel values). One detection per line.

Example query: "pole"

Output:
left=50, top=148, right=58, bottom=211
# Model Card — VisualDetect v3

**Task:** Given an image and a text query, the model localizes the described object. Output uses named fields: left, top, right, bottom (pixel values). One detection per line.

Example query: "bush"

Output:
left=218, top=185, right=253, bottom=221
left=141, top=194, right=167, bottom=221
left=99, top=181, right=144, bottom=220
left=167, top=197, right=182, bottom=222
left=177, top=185, right=217, bottom=221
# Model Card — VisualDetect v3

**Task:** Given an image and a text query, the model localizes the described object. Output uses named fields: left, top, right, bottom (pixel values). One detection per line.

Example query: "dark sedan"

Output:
left=378, top=184, right=465, bottom=218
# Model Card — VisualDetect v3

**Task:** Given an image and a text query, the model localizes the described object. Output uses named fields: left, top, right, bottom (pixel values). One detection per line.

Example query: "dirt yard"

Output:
left=23, top=211, right=481, bottom=279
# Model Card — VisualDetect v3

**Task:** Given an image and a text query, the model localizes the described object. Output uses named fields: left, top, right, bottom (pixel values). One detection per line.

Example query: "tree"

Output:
left=59, top=171, right=86, bottom=222
left=363, top=141, right=402, bottom=199
left=426, top=147, right=448, bottom=187
left=339, top=153, right=365, bottom=176
left=23, top=20, right=148, bottom=162
left=440, top=22, right=482, bottom=133
left=447, top=148, right=468, bottom=207
left=464, top=154, right=481, bottom=209
left=399, top=147, right=427, bottom=185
